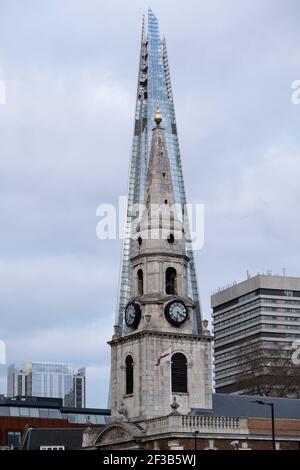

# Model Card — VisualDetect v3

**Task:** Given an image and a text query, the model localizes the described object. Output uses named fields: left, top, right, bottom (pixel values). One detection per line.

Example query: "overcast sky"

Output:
left=0, top=0, right=299, bottom=407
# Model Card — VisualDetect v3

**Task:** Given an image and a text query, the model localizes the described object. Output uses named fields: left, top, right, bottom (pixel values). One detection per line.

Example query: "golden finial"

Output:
left=154, top=101, right=162, bottom=126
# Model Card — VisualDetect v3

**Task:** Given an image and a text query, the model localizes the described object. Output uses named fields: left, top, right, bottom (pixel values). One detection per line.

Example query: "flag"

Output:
left=155, top=347, right=171, bottom=366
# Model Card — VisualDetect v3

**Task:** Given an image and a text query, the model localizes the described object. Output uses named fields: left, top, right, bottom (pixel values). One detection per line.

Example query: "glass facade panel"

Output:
left=76, top=413, right=87, bottom=424
left=66, top=414, right=76, bottom=423
left=39, top=408, right=50, bottom=418
left=19, top=407, right=29, bottom=416
left=1, top=404, right=108, bottom=423
left=49, top=409, right=61, bottom=419
left=0, top=406, right=9, bottom=416
left=9, top=407, right=20, bottom=417
left=96, top=415, right=105, bottom=424
left=29, top=407, right=39, bottom=417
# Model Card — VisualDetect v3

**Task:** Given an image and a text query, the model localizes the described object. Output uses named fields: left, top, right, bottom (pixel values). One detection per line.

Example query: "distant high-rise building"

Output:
left=74, top=367, right=86, bottom=408
left=212, top=274, right=300, bottom=395
left=7, top=365, right=28, bottom=397
left=115, top=9, right=203, bottom=337
left=65, top=367, right=86, bottom=408
left=7, top=362, right=86, bottom=408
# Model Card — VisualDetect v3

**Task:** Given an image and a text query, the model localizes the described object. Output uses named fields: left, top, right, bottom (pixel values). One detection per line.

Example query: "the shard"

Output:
left=115, top=9, right=202, bottom=336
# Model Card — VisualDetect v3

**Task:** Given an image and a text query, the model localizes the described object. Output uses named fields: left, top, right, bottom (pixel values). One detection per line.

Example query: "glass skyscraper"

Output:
left=7, top=362, right=86, bottom=408
left=30, top=362, right=73, bottom=401
left=115, top=9, right=202, bottom=335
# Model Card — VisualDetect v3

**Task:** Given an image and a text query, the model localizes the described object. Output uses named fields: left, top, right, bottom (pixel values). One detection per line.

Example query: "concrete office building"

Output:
left=212, top=274, right=300, bottom=394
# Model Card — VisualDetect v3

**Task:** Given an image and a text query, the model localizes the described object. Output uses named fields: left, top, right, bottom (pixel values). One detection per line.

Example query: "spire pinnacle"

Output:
left=154, top=100, right=162, bottom=126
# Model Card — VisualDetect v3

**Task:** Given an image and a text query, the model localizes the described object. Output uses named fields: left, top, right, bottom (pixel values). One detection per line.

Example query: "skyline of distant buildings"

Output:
left=3, top=272, right=300, bottom=407
left=7, top=362, right=86, bottom=408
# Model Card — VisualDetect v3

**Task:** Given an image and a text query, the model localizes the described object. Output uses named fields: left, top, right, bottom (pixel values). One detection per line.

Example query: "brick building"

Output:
left=0, top=396, right=109, bottom=448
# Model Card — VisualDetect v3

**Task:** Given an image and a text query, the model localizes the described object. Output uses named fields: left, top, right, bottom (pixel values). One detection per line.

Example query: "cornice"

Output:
left=108, top=329, right=213, bottom=345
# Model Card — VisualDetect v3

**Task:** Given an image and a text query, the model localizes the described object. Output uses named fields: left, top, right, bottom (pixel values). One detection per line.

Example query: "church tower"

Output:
left=109, top=109, right=212, bottom=421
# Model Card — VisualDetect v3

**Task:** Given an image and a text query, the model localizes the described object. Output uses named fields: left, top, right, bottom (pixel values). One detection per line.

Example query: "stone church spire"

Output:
left=145, top=104, right=176, bottom=207
left=109, top=106, right=212, bottom=424
left=108, top=11, right=212, bottom=426
left=124, top=108, right=196, bottom=338
left=132, top=107, right=185, bottom=259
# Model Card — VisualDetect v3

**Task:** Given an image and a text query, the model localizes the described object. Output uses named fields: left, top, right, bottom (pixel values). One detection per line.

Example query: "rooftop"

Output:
left=211, top=273, right=300, bottom=307
left=2, top=394, right=300, bottom=421
left=194, top=393, right=300, bottom=419
left=21, top=428, right=85, bottom=450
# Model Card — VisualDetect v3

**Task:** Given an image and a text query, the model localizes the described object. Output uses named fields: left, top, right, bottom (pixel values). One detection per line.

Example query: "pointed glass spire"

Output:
left=115, top=9, right=202, bottom=335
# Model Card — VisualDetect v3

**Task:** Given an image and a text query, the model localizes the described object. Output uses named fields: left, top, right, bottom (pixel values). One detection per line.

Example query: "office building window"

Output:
left=7, top=432, right=21, bottom=447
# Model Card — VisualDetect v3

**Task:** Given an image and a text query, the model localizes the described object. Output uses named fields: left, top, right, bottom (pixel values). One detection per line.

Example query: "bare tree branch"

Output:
left=234, top=344, right=300, bottom=397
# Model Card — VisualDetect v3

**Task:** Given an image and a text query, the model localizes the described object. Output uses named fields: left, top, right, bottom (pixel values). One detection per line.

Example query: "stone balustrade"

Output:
left=182, top=415, right=239, bottom=430
left=145, top=414, right=248, bottom=436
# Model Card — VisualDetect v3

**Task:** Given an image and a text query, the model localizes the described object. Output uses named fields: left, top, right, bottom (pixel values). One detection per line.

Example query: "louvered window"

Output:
left=125, top=355, right=134, bottom=395
left=137, top=269, right=143, bottom=295
left=171, top=353, right=187, bottom=393
left=166, top=267, right=177, bottom=295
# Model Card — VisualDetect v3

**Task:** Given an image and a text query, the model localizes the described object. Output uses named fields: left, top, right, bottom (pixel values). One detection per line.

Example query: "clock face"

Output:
left=165, top=300, right=188, bottom=327
left=125, top=302, right=141, bottom=328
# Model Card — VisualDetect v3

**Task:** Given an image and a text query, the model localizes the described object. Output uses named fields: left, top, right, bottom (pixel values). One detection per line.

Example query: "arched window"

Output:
left=166, top=267, right=177, bottom=295
left=125, top=355, right=133, bottom=395
left=137, top=269, right=143, bottom=295
left=171, top=353, right=187, bottom=393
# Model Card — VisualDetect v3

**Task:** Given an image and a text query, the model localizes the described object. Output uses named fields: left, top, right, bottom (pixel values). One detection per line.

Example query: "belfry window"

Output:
left=171, top=353, right=187, bottom=393
left=137, top=269, right=144, bottom=295
left=125, top=355, right=134, bottom=395
left=167, top=234, right=175, bottom=244
left=166, top=267, right=177, bottom=295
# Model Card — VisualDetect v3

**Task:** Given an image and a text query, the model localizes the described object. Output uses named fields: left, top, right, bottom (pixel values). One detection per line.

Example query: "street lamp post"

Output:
left=252, top=400, right=276, bottom=450
left=194, top=431, right=199, bottom=451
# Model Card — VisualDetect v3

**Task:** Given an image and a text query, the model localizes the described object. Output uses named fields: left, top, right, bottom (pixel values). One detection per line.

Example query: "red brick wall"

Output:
left=144, top=437, right=300, bottom=451
left=0, top=416, right=104, bottom=446
left=248, top=418, right=300, bottom=437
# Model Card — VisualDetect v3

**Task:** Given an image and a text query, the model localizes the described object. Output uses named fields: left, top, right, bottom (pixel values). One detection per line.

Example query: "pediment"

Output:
left=95, top=422, right=142, bottom=446
left=100, top=427, right=131, bottom=444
